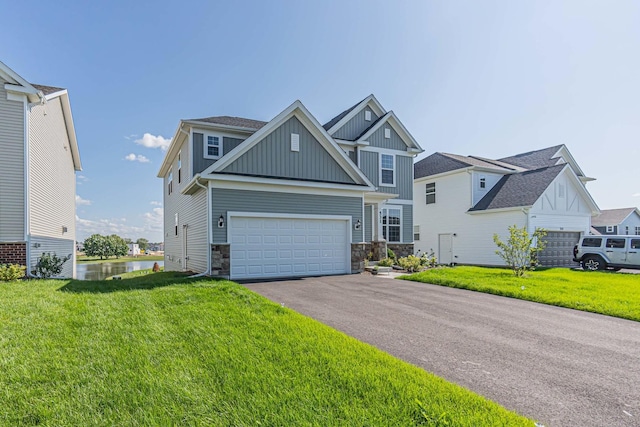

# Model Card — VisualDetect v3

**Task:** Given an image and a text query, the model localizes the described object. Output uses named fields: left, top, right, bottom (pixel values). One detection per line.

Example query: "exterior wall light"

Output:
left=62, top=226, right=68, bottom=233
left=354, top=219, right=362, bottom=230
left=218, top=215, right=225, bottom=228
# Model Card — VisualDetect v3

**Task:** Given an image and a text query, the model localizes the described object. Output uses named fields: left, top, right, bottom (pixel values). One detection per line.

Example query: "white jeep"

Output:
left=573, top=235, right=640, bottom=271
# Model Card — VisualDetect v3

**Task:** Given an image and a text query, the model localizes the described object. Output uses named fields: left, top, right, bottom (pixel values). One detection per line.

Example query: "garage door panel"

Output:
left=539, top=232, right=580, bottom=267
left=230, top=215, right=350, bottom=279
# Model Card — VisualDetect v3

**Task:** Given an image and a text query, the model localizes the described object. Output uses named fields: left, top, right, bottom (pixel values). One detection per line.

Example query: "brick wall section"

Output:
left=0, top=242, right=27, bottom=265
left=387, top=243, right=414, bottom=259
left=211, top=244, right=230, bottom=278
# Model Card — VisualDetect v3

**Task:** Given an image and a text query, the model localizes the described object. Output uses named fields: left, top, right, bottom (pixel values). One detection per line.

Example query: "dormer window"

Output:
left=380, top=154, right=395, bottom=186
left=204, top=135, right=223, bottom=159
left=479, top=177, right=486, bottom=189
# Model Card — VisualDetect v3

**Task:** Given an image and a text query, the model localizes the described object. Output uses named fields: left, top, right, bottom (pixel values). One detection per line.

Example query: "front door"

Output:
left=439, top=233, right=453, bottom=265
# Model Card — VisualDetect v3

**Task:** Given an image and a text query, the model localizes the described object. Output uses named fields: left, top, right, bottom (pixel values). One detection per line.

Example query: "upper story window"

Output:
left=205, top=135, right=222, bottom=159
left=479, top=177, right=486, bottom=189
left=380, top=154, right=395, bottom=186
left=636, top=226, right=640, bottom=235
left=168, top=170, right=173, bottom=195
left=626, top=226, right=629, bottom=235
left=177, top=151, right=182, bottom=183
left=425, top=182, right=436, bottom=204
left=606, top=225, right=615, bottom=233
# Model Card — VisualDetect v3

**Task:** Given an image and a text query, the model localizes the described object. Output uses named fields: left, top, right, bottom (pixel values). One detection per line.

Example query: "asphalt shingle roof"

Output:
left=414, top=152, right=515, bottom=179
left=31, top=83, right=65, bottom=95
left=591, top=208, right=638, bottom=226
left=187, top=116, right=267, bottom=130
left=469, top=164, right=565, bottom=211
left=497, top=145, right=564, bottom=170
left=322, top=95, right=369, bottom=131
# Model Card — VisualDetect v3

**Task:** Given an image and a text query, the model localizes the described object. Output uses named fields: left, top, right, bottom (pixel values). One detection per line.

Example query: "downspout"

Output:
left=189, top=176, right=210, bottom=278
left=24, top=98, right=31, bottom=275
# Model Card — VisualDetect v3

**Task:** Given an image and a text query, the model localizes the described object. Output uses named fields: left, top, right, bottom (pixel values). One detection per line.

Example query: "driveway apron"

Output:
left=243, top=273, right=640, bottom=427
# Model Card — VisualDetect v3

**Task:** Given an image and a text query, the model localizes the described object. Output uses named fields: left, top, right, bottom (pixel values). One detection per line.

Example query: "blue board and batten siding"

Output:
left=359, top=151, right=413, bottom=200
left=222, top=117, right=356, bottom=184
left=402, top=205, right=413, bottom=243
left=192, top=134, right=245, bottom=176
left=211, top=188, right=363, bottom=243
left=367, top=124, right=407, bottom=151
left=332, top=107, right=379, bottom=141
left=364, top=205, right=373, bottom=242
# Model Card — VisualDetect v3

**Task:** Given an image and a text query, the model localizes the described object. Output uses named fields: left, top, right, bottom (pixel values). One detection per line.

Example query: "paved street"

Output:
left=243, top=274, right=640, bottom=427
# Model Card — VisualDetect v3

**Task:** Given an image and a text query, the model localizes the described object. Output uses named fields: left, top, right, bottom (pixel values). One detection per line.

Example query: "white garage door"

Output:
left=229, top=215, right=350, bottom=280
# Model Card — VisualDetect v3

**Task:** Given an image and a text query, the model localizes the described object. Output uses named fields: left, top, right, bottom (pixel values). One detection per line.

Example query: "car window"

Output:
left=581, top=238, right=602, bottom=247
left=606, top=238, right=626, bottom=249
left=631, top=239, right=640, bottom=249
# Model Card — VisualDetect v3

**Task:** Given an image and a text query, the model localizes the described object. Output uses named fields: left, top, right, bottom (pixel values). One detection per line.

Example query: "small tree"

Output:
left=32, top=252, right=71, bottom=279
left=493, top=225, right=547, bottom=277
left=136, top=238, right=149, bottom=252
left=84, top=234, right=108, bottom=259
left=108, top=234, right=129, bottom=258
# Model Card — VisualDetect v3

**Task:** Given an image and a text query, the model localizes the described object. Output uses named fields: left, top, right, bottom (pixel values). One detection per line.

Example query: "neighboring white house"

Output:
left=127, top=244, right=141, bottom=256
left=0, top=60, right=82, bottom=278
left=591, top=207, right=640, bottom=236
left=157, top=95, right=423, bottom=280
left=413, top=145, right=600, bottom=267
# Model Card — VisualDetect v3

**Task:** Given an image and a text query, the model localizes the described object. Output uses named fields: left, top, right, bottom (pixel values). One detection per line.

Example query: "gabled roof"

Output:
left=323, top=94, right=387, bottom=135
left=186, top=116, right=267, bottom=131
left=469, top=164, right=566, bottom=211
left=204, top=100, right=375, bottom=189
left=497, top=145, right=564, bottom=170
left=591, top=207, right=640, bottom=226
left=414, top=152, right=516, bottom=179
left=0, top=61, right=81, bottom=171
left=354, top=111, right=423, bottom=152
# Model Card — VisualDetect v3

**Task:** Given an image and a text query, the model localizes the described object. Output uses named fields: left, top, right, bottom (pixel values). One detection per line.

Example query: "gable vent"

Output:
left=365, top=110, right=372, bottom=121
left=384, top=128, right=391, bottom=139
left=291, top=133, right=300, bottom=152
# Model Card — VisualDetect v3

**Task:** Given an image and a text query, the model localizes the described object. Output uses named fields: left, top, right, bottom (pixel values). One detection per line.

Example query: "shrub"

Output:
left=387, top=248, right=396, bottom=261
left=377, top=257, right=395, bottom=267
left=32, top=252, right=71, bottom=279
left=420, top=249, right=438, bottom=268
left=398, top=255, right=423, bottom=273
left=0, top=264, right=26, bottom=281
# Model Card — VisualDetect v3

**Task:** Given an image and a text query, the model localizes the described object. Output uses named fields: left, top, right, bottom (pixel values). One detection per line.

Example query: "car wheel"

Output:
left=582, top=256, right=605, bottom=271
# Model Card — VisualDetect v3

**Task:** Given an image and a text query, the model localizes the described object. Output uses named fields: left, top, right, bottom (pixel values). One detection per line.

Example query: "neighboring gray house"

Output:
left=0, top=61, right=81, bottom=278
left=157, top=95, right=423, bottom=280
left=413, top=145, right=600, bottom=267
left=591, top=207, right=640, bottom=236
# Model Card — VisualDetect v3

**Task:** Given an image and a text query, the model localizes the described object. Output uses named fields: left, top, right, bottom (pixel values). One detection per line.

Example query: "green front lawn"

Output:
left=77, top=255, right=164, bottom=264
left=0, top=274, right=533, bottom=426
left=401, top=267, right=640, bottom=321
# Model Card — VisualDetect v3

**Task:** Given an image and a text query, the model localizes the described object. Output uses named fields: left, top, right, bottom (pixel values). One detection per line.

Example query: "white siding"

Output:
left=28, top=98, right=76, bottom=240
left=0, top=77, right=26, bottom=241
left=414, top=172, right=525, bottom=266
left=529, top=170, right=592, bottom=235
left=30, top=236, right=75, bottom=278
left=163, top=137, right=208, bottom=273
left=471, top=171, right=504, bottom=206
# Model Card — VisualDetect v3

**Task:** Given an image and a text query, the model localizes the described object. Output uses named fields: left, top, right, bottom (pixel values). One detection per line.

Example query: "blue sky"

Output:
left=3, top=1, right=639, bottom=242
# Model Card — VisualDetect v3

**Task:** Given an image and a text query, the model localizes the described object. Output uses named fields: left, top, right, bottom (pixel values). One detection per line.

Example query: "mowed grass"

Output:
left=0, top=273, right=533, bottom=426
left=401, top=266, right=640, bottom=321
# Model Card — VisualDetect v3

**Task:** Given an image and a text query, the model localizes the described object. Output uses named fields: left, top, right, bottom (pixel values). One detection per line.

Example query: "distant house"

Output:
left=127, top=244, right=141, bottom=256
left=0, top=61, right=82, bottom=278
left=413, top=145, right=600, bottom=267
left=591, top=208, right=640, bottom=236
left=157, top=95, right=423, bottom=280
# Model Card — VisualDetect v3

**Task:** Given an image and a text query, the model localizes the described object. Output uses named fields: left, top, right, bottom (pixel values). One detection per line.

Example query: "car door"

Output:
left=604, top=238, right=627, bottom=265
left=627, top=239, right=640, bottom=267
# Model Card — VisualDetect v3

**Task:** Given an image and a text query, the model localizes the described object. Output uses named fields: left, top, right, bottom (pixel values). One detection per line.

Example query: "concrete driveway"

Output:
left=243, top=273, right=640, bottom=427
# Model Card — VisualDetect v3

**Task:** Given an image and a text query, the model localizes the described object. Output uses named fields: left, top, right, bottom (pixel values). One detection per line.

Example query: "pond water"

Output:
left=76, top=261, right=164, bottom=281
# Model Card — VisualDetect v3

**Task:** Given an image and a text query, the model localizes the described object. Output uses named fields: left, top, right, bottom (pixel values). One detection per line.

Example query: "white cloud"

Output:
left=135, top=133, right=171, bottom=150
left=124, top=134, right=138, bottom=140
left=150, top=201, right=162, bottom=206
left=76, top=209, right=164, bottom=242
left=124, top=153, right=150, bottom=163
left=76, top=195, right=91, bottom=206
left=633, top=193, right=640, bottom=197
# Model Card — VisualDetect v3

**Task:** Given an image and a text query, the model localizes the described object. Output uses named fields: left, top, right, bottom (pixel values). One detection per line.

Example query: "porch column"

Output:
left=373, top=203, right=381, bottom=241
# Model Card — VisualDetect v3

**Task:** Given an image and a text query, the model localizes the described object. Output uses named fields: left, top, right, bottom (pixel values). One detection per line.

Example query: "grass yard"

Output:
left=77, top=255, right=164, bottom=264
left=0, top=273, right=533, bottom=426
left=401, top=266, right=640, bottom=321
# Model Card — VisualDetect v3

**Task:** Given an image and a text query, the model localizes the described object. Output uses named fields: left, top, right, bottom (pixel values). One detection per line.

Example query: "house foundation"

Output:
left=0, top=242, right=27, bottom=266
left=210, top=244, right=230, bottom=278
left=351, top=243, right=366, bottom=273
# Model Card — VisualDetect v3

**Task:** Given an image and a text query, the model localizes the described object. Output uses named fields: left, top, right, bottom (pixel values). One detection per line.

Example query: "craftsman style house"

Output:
left=413, top=145, right=600, bottom=267
left=0, top=61, right=81, bottom=278
left=158, top=95, right=423, bottom=280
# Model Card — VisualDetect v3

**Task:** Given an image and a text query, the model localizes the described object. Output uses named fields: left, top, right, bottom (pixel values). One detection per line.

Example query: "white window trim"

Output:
left=203, top=133, right=224, bottom=160
left=379, top=153, right=396, bottom=187
left=606, top=225, right=614, bottom=233
left=425, top=182, right=436, bottom=204
left=479, top=177, right=486, bottom=190
left=168, top=169, right=173, bottom=195
left=381, top=204, right=403, bottom=243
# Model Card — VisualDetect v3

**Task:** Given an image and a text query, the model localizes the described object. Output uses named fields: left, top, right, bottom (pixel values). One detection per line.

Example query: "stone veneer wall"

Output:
left=210, top=244, right=230, bottom=278
left=351, top=243, right=366, bottom=273
left=387, top=243, right=414, bottom=259
left=0, top=242, right=27, bottom=265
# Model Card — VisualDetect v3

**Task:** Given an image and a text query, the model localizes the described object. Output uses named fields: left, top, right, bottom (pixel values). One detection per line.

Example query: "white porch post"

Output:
left=373, top=203, right=383, bottom=241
